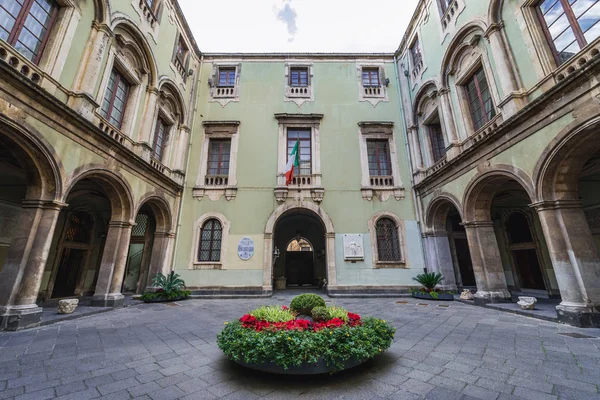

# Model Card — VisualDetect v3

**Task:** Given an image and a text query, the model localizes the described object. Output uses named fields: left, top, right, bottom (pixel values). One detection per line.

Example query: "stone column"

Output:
left=533, top=200, right=600, bottom=327
left=463, top=221, right=511, bottom=304
left=137, top=87, right=159, bottom=144
left=92, top=221, right=133, bottom=307
left=144, top=231, right=170, bottom=291
left=67, top=23, right=113, bottom=121
left=262, top=233, right=274, bottom=293
left=407, top=125, right=426, bottom=184
left=0, top=200, right=64, bottom=331
left=438, top=87, right=460, bottom=160
left=171, top=126, right=190, bottom=172
left=485, top=22, right=524, bottom=117
left=424, top=232, right=457, bottom=290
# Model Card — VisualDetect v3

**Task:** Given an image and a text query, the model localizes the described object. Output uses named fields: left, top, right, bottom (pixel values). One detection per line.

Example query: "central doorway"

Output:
left=273, top=209, right=326, bottom=288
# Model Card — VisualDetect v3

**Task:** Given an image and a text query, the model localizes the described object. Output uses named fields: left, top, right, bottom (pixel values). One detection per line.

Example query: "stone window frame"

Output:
left=170, top=32, right=190, bottom=81
left=368, top=211, right=407, bottom=269
left=131, top=0, right=162, bottom=42
left=150, top=105, right=175, bottom=165
left=415, top=90, right=448, bottom=167
left=408, top=32, right=427, bottom=88
left=284, top=62, right=314, bottom=106
left=190, top=212, right=230, bottom=270
left=94, top=33, right=151, bottom=139
left=448, top=35, right=502, bottom=137
left=356, top=63, right=389, bottom=107
left=193, top=121, right=240, bottom=201
left=273, top=113, right=325, bottom=204
left=436, top=0, right=466, bottom=43
left=209, top=63, right=242, bottom=107
left=358, top=122, right=405, bottom=202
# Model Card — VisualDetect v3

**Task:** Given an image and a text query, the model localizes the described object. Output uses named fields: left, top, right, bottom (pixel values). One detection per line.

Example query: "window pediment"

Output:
left=358, top=121, right=394, bottom=135
left=202, top=121, right=240, bottom=135
left=274, top=113, right=323, bottom=125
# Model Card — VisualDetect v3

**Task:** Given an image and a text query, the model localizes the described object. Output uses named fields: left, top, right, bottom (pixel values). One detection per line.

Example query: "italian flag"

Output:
left=284, top=141, right=299, bottom=185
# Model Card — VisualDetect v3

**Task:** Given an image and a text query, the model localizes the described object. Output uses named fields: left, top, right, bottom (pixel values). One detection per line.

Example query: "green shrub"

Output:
left=217, top=317, right=395, bottom=371
left=140, top=290, right=191, bottom=301
left=412, top=272, right=444, bottom=290
left=140, top=271, right=190, bottom=301
left=327, top=306, right=349, bottom=322
left=290, top=293, right=326, bottom=315
left=311, top=306, right=330, bottom=321
left=250, top=306, right=294, bottom=322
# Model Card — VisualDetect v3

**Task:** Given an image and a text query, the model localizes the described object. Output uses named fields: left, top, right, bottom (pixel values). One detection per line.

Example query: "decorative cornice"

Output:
left=274, top=113, right=324, bottom=122
left=530, top=199, right=583, bottom=211
left=357, top=121, right=394, bottom=128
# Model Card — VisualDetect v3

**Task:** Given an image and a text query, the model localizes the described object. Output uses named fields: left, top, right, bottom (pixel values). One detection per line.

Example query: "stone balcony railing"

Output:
left=205, top=175, right=229, bottom=186
left=286, top=86, right=311, bottom=97
left=363, top=85, right=383, bottom=97
left=173, top=57, right=186, bottom=78
left=291, top=175, right=312, bottom=186
left=213, top=86, right=236, bottom=97
left=96, top=115, right=132, bottom=149
left=441, top=0, right=459, bottom=31
left=370, top=175, right=394, bottom=187
left=412, top=60, right=423, bottom=79
left=139, top=0, right=158, bottom=27
left=554, top=43, right=600, bottom=83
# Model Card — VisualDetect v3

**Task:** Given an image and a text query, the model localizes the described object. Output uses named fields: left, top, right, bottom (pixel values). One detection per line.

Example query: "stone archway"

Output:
left=425, top=194, right=474, bottom=290
left=0, top=120, right=64, bottom=330
left=264, top=202, right=336, bottom=293
left=533, top=118, right=600, bottom=326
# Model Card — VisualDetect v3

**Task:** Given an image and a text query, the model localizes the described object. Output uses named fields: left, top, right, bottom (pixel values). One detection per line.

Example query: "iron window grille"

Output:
left=198, top=219, right=222, bottom=262
left=376, top=218, right=402, bottom=262
left=0, top=0, right=58, bottom=63
left=464, top=67, right=496, bottom=131
left=100, top=69, right=131, bottom=129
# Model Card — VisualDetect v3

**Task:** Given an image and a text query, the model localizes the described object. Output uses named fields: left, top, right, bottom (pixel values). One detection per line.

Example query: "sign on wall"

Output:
left=343, top=234, right=364, bottom=261
left=237, top=237, right=255, bottom=261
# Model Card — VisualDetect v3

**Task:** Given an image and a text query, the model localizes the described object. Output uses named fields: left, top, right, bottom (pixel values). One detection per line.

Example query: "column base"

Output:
left=0, top=305, right=43, bottom=331
left=91, top=293, right=125, bottom=308
left=473, top=290, right=512, bottom=305
left=556, top=304, right=600, bottom=328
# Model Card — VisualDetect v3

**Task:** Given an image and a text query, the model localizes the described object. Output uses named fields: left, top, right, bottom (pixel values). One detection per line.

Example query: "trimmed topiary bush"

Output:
left=311, top=306, right=330, bottom=322
left=326, top=306, right=349, bottom=322
left=290, top=293, right=326, bottom=315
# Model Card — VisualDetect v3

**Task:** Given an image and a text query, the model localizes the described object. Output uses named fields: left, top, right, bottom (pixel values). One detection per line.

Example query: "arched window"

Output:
left=198, top=219, right=222, bottom=262
left=376, top=218, right=401, bottom=262
left=287, top=238, right=313, bottom=252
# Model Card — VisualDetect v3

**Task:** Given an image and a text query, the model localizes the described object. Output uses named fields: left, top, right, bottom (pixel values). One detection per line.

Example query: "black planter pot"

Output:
left=233, top=357, right=367, bottom=375
left=142, top=295, right=188, bottom=303
left=412, top=292, right=455, bottom=301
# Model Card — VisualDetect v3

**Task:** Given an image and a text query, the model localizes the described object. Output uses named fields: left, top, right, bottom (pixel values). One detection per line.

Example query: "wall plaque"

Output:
left=237, top=237, right=255, bottom=261
left=343, top=234, right=364, bottom=261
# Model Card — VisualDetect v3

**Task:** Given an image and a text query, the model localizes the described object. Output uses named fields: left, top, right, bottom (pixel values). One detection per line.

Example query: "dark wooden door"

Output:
left=52, top=248, right=86, bottom=298
left=454, top=238, right=476, bottom=287
left=285, top=252, right=314, bottom=286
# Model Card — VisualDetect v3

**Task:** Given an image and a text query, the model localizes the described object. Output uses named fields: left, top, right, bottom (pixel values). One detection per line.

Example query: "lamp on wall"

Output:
left=273, top=246, right=280, bottom=260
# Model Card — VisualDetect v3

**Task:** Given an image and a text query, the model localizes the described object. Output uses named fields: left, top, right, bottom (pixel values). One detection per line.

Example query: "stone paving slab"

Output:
left=1, top=293, right=600, bottom=399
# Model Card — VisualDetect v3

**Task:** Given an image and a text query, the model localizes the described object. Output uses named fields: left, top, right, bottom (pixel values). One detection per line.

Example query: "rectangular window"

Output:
left=367, top=140, right=392, bottom=177
left=537, top=0, right=600, bottom=65
left=410, top=39, right=423, bottom=69
left=287, top=128, right=311, bottom=176
left=439, top=0, right=453, bottom=14
left=207, top=139, right=231, bottom=176
left=218, top=67, right=236, bottom=87
left=428, top=122, right=446, bottom=162
left=0, top=0, right=57, bottom=63
left=464, top=68, right=496, bottom=131
left=362, top=67, right=380, bottom=87
left=100, top=69, right=130, bottom=129
left=174, top=36, right=188, bottom=66
left=152, top=117, right=168, bottom=161
left=290, top=67, right=309, bottom=87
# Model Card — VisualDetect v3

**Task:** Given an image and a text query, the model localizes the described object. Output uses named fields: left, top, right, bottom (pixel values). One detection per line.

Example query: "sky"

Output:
left=177, top=0, right=420, bottom=53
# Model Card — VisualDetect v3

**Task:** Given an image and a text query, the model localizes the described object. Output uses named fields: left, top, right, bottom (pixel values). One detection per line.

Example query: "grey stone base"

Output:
left=91, top=295, right=125, bottom=308
left=0, top=306, right=43, bottom=331
left=473, top=290, right=512, bottom=305
left=557, top=307, right=600, bottom=328
left=189, top=287, right=272, bottom=298
left=327, top=286, right=417, bottom=298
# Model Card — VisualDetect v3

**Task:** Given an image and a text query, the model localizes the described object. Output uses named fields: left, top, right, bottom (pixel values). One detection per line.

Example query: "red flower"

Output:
left=326, top=318, right=344, bottom=328
left=282, top=305, right=289, bottom=310
left=239, top=314, right=258, bottom=328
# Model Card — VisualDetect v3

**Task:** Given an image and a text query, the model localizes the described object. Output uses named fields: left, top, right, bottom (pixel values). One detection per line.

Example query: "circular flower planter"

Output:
left=412, top=292, right=455, bottom=301
left=217, top=304, right=395, bottom=375
left=141, top=294, right=189, bottom=303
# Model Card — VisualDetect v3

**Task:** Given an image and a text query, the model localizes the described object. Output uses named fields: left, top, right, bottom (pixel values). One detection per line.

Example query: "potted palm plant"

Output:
left=411, top=272, right=455, bottom=301
left=140, top=271, right=191, bottom=303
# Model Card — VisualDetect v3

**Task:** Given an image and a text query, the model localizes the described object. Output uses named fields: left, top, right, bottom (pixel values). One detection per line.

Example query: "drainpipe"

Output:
left=393, top=54, right=428, bottom=273
left=171, top=54, right=204, bottom=271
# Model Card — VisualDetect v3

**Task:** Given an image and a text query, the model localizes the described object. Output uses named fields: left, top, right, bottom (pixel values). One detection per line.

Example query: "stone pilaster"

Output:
left=532, top=200, right=600, bottom=327
left=423, top=232, right=457, bottom=291
left=144, top=231, right=172, bottom=291
left=137, top=87, right=159, bottom=144
left=463, top=221, right=511, bottom=304
left=92, top=221, right=133, bottom=307
left=0, top=200, right=64, bottom=331
left=438, top=87, right=460, bottom=160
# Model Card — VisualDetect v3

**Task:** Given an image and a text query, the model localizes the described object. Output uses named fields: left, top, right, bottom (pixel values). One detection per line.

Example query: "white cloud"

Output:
left=177, top=0, right=419, bottom=53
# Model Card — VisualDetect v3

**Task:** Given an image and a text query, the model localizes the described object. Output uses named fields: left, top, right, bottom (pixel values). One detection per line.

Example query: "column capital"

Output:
left=21, top=199, right=67, bottom=210
left=146, top=86, right=160, bottom=95
left=91, top=21, right=113, bottom=36
left=484, top=21, right=505, bottom=39
left=423, top=231, right=449, bottom=238
left=530, top=199, right=583, bottom=211
left=438, top=87, right=451, bottom=96
left=461, top=220, right=494, bottom=228
left=108, top=221, right=135, bottom=228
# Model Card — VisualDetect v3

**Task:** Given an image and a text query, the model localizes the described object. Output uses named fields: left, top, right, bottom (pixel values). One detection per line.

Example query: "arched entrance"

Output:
left=463, top=168, right=554, bottom=302
left=426, top=196, right=474, bottom=290
left=264, top=202, right=336, bottom=293
left=273, top=212, right=324, bottom=288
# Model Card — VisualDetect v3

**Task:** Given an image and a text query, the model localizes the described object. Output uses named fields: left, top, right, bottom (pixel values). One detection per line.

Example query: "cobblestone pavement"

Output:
left=1, top=293, right=600, bottom=400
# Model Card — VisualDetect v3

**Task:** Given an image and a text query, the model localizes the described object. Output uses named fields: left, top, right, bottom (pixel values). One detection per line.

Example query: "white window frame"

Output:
left=408, top=33, right=427, bottom=88
left=190, top=212, right=230, bottom=270
left=209, top=63, right=241, bottom=106
left=273, top=113, right=324, bottom=204
left=358, top=122, right=405, bottom=202
left=357, top=63, right=389, bottom=107
left=368, top=211, right=407, bottom=268
left=193, top=121, right=240, bottom=201
left=284, top=62, right=314, bottom=106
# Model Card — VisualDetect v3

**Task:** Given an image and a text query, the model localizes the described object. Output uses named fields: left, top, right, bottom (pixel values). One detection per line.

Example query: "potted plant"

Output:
left=217, top=293, right=395, bottom=375
left=411, top=272, right=455, bottom=301
left=140, top=271, right=191, bottom=303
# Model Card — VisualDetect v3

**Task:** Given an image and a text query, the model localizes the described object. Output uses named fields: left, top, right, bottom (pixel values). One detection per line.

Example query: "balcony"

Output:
left=370, top=176, right=394, bottom=187
left=291, top=175, right=312, bottom=186
left=441, top=0, right=459, bottom=31
left=173, top=57, right=186, bottom=78
left=213, top=86, right=235, bottom=98
left=139, top=0, right=158, bottom=27
left=363, top=85, right=383, bottom=97
left=205, top=175, right=229, bottom=186
left=286, top=86, right=310, bottom=97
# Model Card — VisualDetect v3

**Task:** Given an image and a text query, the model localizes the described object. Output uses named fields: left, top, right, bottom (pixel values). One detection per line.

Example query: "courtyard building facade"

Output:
left=0, top=0, right=599, bottom=330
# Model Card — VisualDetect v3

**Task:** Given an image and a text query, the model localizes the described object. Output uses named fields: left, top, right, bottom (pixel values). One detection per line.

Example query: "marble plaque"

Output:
left=343, top=234, right=364, bottom=261
left=237, top=237, right=255, bottom=261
